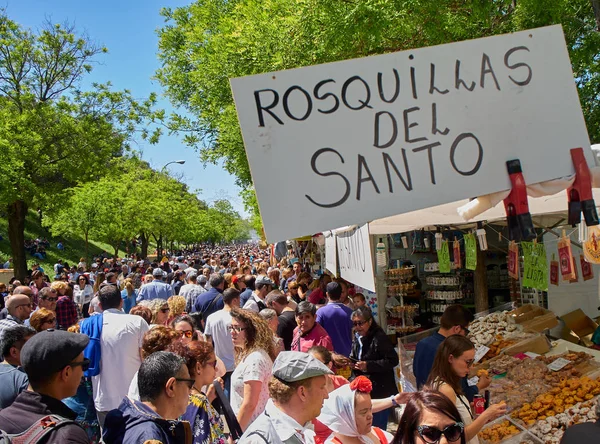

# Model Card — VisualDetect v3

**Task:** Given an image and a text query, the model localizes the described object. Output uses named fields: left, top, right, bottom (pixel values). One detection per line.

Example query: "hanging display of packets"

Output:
left=453, top=239, right=462, bottom=269
left=558, top=232, right=576, bottom=281
left=507, top=241, right=519, bottom=280
left=583, top=225, right=600, bottom=264
left=437, top=240, right=451, bottom=273
left=465, top=233, right=477, bottom=271
left=550, top=254, right=559, bottom=286
left=522, top=241, right=548, bottom=291
left=580, top=254, right=594, bottom=281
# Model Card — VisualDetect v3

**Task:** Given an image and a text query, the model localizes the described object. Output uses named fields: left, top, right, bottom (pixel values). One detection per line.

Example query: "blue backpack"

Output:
left=79, top=314, right=103, bottom=377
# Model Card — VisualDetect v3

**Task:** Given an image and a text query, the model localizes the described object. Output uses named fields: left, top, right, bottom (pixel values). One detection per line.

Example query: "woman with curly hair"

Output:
left=229, top=308, right=276, bottom=431
left=167, top=295, right=186, bottom=321
left=127, top=326, right=181, bottom=400
left=172, top=340, right=227, bottom=444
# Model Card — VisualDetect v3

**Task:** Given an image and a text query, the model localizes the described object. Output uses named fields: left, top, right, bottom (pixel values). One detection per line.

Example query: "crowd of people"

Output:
left=0, top=246, right=590, bottom=443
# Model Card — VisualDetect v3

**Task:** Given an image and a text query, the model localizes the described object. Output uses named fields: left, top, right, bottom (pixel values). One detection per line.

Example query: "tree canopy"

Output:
left=155, top=0, right=600, bottom=230
left=43, top=157, right=251, bottom=262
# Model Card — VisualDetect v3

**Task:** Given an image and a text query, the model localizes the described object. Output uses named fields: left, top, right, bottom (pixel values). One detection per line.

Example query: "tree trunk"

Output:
left=140, top=233, right=148, bottom=259
left=85, top=231, right=89, bottom=265
left=7, top=200, right=28, bottom=281
left=474, top=248, right=489, bottom=313
left=592, top=0, right=600, bottom=31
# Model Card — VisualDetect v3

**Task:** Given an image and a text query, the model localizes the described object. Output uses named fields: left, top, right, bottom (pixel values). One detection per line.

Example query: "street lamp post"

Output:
left=161, top=160, right=186, bottom=172
left=157, top=160, right=186, bottom=259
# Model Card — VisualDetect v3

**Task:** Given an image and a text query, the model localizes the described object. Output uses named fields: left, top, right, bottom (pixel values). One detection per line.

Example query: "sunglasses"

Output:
left=228, top=325, right=247, bottom=333
left=417, top=422, right=464, bottom=444
left=69, top=358, right=91, bottom=372
left=42, top=297, right=58, bottom=302
left=175, top=377, right=195, bottom=389
left=179, top=330, right=194, bottom=338
left=353, top=320, right=368, bottom=327
left=160, top=308, right=170, bottom=313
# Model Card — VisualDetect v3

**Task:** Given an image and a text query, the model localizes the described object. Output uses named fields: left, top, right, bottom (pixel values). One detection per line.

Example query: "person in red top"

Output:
left=291, top=301, right=333, bottom=353
left=308, top=274, right=332, bottom=306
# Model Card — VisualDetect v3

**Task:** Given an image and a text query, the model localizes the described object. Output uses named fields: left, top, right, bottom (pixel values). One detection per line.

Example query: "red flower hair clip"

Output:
left=350, top=376, right=372, bottom=393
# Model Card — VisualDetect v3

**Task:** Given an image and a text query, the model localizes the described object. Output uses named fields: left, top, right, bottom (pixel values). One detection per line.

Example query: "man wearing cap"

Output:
left=180, top=271, right=208, bottom=314
left=0, top=329, right=90, bottom=442
left=243, top=275, right=274, bottom=313
left=136, top=267, right=174, bottom=302
left=315, top=282, right=354, bottom=357
left=239, top=351, right=331, bottom=444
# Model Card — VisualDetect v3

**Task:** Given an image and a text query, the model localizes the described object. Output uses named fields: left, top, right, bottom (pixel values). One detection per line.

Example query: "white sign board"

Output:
left=325, top=233, right=338, bottom=276
left=231, top=26, right=592, bottom=243
left=336, top=224, right=376, bottom=292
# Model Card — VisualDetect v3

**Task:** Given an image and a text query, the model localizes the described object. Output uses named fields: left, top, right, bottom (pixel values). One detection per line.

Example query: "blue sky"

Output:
left=8, top=0, right=247, bottom=215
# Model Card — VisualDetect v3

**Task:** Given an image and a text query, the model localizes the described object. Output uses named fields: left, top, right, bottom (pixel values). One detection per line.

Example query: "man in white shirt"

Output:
left=242, top=275, right=273, bottom=313
left=204, top=287, right=239, bottom=398
left=239, top=351, right=332, bottom=444
left=92, top=285, right=149, bottom=429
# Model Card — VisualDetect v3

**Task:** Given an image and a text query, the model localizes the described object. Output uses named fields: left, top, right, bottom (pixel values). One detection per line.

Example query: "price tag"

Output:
left=473, top=345, right=490, bottom=364
left=468, top=376, right=479, bottom=387
left=547, top=357, right=571, bottom=371
left=524, top=352, right=541, bottom=359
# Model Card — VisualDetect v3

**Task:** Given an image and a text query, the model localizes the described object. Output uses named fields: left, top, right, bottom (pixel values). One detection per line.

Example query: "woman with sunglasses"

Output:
left=171, top=314, right=200, bottom=342
left=348, top=306, right=399, bottom=431
left=148, top=298, right=171, bottom=327
left=174, top=340, right=227, bottom=444
left=426, top=335, right=506, bottom=444
left=393, top=390, right=467, bottom=444
left=74, top=274, right=94, bottom=317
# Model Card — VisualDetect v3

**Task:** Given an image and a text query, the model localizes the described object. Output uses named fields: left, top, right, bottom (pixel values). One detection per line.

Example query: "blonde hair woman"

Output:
left=167, top=295, right=186, bottom=321
left=229, top=308, right=276, bottom=431
left=121, top=278, right=138, bottom=314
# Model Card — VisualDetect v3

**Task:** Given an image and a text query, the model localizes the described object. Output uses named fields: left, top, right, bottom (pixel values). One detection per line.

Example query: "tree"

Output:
left=0, top=13, right=160, bottom=279
left=156, top=0, right=600, bottom=235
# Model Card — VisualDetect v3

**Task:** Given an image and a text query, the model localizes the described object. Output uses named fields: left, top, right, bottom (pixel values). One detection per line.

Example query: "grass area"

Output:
left=0, top=209, right=132, bottom=270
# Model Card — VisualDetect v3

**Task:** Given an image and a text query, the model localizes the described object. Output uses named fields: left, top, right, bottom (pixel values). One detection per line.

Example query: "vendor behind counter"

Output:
left=413, top=304, right=490, bottom=402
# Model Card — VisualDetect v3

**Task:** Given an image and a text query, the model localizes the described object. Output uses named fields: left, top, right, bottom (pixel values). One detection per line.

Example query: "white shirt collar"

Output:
left=264, top=399, right=315, bottom=442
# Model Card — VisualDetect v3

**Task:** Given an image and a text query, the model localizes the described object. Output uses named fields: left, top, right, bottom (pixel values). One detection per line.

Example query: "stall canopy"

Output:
left=368, top=145, right=600, bottom=234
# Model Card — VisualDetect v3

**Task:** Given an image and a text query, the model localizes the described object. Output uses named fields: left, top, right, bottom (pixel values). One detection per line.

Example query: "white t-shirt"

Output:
left=230, top=349, right=273, bottom=425
left=204, top=309, right=235, bottom=372
left=92, top=309, right=149, bottom=412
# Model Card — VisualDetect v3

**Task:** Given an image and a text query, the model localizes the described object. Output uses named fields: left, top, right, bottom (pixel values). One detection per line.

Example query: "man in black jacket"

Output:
left=0, top=329, right=90, bottom=443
